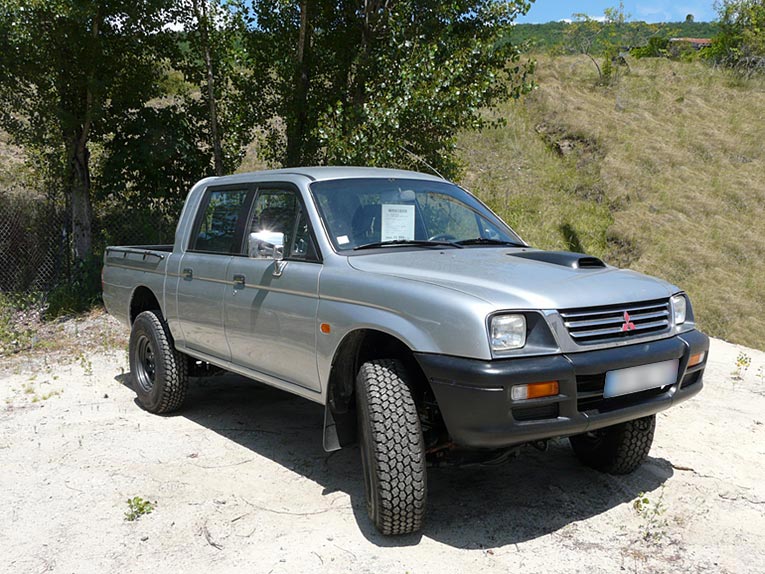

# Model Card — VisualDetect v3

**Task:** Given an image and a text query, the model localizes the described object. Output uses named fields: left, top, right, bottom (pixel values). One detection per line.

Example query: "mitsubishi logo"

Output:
left=621, top=311, right=636, bottom=332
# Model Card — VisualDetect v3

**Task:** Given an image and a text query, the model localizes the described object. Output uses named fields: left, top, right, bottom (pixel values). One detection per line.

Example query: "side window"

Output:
left=291, top=209, right=312, bottom=258
left=192, top=188, right=251, bottom=254
left=249, top=188, right=318, bottom=261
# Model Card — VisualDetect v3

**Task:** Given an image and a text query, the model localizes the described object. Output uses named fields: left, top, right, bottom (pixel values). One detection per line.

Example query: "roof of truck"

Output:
left=207, top=166, right=446, bottom=184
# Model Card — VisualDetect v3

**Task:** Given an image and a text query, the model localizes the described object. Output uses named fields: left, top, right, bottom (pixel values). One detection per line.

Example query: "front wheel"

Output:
left=129, top=310, right=189, bottom=414
left=356, top=359, right=427, bottom=535
left=569, top=415, right=656, bottom=474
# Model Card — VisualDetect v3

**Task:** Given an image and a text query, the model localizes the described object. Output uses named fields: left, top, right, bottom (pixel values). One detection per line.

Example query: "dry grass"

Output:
left=458, top=55, right=765, bottom=350
left=0, top=307, right=128, bottom=376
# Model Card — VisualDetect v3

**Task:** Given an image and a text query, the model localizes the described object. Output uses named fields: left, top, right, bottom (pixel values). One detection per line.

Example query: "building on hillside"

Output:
left=669, top=38, right=713, bottom=50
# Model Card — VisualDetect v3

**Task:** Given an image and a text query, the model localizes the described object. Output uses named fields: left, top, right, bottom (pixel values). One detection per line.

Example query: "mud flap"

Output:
left=323, top=406, right=342, bottom=452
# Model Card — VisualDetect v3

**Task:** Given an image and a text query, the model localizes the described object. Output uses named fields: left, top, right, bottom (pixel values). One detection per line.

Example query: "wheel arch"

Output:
left=323, top=328, right=432, bottom=450
left=129, top=285, right=163, bottom=325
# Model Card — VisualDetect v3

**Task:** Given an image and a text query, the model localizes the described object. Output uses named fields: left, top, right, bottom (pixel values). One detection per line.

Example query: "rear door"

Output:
left=224, top=184, right=323, bottom=391
left=176, top=184, right=254, bottom=360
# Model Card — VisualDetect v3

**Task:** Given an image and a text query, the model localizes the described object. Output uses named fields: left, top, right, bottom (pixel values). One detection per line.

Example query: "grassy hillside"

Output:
left=458, top=55, right=765, bottom=350
left=511, top=21, right=718, bottom=53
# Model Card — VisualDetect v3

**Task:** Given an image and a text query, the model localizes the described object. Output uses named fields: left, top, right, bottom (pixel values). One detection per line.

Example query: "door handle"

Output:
left=182, top=268, right=193, bottom=280
left=233, top=274, right=246, bottom=289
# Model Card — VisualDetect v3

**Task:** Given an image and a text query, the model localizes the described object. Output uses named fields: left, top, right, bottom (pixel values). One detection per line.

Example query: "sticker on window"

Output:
left=337, top=235, right=350, bottom=245
left=381, top=204, right=415, bottom=242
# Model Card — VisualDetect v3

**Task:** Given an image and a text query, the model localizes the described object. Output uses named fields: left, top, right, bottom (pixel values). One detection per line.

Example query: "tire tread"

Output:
left=570, top=415, right=656, bottom=475
left=357, top=359, right=426, bottom=535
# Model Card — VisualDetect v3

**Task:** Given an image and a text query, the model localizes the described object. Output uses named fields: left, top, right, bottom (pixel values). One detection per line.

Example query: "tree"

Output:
left=0, top=0, right=173, bottom=261
left=170, top=0, right=258, bottom=176
left=566, top=3, right=629, bottom=84
left=247, top=0, right=536, bottom=178
left=99, top=104, right=212, bottom=217
left=686, top=13, right=695, bottom=23
left=710, top=0, right=765, bottom=74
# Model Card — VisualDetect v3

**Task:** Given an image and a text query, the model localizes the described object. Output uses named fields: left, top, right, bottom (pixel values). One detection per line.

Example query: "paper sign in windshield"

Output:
left=381, top=204, right=415, bottom=242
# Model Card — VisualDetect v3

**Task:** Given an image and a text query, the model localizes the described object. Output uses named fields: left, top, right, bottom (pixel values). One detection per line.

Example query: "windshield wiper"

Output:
left=456, top=238, right=526, bottom=247
left=353, top=239, right=463, bottom=251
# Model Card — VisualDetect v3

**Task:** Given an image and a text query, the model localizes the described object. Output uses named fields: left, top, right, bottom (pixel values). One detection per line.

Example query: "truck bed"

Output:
left=102, top=245, right=174, bottom=325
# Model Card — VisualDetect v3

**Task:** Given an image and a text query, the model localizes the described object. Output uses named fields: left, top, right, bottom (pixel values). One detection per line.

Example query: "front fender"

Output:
left=315, top=272, right=495, bottom=401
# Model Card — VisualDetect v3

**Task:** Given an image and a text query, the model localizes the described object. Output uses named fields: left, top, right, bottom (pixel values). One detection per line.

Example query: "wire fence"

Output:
left=0, top=190, right=68, bottom=292
left=0, top=189, right=181, bottom=296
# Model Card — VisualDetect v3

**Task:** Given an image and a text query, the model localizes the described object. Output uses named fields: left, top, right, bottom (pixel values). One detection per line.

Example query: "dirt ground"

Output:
left=1, top=314, right=764, bottom=574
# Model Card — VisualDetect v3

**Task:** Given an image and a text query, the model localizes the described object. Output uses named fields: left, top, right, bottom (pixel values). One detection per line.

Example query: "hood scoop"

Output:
left=509, top=250, right=606, bottom=269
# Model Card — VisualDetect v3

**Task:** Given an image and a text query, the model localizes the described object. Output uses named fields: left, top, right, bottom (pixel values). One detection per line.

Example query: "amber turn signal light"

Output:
left=511, top=381, right=559, bottom=401
left=688, top=352, right=705, bottom=367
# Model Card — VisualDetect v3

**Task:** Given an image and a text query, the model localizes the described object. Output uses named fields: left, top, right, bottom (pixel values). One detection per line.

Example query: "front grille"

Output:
left=559, top=298, right=671, bottom=345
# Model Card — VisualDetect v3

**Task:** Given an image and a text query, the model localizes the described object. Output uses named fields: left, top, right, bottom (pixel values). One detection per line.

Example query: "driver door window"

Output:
left=248, top=188, right=318, bottom=261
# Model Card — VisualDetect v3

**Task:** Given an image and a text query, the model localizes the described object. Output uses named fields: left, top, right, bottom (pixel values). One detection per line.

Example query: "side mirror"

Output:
left=248, top=231, right=285, bottom=259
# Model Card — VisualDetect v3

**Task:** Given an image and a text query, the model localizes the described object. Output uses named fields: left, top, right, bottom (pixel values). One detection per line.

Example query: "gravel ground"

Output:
left=1, top=315, right=764, bottom=574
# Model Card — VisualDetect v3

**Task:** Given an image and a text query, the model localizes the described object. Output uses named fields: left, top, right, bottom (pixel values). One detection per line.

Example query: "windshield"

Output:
left=310, top=178, right=524, bottom=251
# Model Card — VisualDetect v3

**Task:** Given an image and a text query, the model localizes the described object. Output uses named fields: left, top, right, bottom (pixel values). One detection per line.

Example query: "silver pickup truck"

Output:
left=103, top=167, right=708, bottom=535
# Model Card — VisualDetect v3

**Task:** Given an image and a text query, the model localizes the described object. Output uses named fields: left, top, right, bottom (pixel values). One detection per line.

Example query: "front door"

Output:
left=224, top=185, right=322, bottom=392
left=176, top=184, right=254, bottom=360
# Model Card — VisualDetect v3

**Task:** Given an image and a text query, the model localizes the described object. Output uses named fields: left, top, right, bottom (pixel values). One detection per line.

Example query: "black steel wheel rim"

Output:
left=135, top=334, right=156, bottom=392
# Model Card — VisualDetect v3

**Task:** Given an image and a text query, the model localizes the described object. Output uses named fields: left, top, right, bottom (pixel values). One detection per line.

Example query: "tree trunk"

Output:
left=348, top=1, right=387, bottom=126
left=285, top=0, right=312, bottom=167
left=69, top=135, right=93, bottom=262
left=67, top=7, right=100, bottom=263
left=194, top=0, right=224, bottom=175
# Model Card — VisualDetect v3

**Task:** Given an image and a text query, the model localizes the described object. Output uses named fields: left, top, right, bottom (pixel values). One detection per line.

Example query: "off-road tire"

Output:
left=356, top=359, right=427, bottom=535
left=569, top=415, right=656, bottom=474
left=129, top=310, right=189, bottom=414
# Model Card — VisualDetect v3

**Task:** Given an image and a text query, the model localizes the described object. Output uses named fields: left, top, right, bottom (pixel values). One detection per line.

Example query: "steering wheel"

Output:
left=428, top=233, right=458, bottom=242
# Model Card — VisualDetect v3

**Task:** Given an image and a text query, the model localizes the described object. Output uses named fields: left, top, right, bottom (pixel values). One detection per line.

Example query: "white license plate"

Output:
left=603, top=359, right=679, bottom=398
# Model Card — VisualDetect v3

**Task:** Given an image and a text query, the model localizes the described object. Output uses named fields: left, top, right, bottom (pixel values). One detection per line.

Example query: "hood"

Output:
left=346, top=248, right=678, bottom=310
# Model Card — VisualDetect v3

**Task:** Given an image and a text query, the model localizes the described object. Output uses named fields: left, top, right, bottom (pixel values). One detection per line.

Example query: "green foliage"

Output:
left=248, top=0, right=535, bottom=178
left=99, top=104, right=212, bottom=213
left=633, top=489, right=668, bottom=542
left=512, top=20, right=718, bottom=55
left=0, top=292, right=43, bottom=355
left=708, top=0, right=765, bottom=74
left=124, top=496, right=155, bottom=521
left=732, top=351, right=752, bottom=380
left=631, top=37, right=670, bottom=58
left=169, top=0, right=260, bottom=175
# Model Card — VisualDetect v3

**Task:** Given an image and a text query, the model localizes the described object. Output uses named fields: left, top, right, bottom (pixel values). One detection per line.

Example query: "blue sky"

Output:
left=517, top=1, right=718, bottom=23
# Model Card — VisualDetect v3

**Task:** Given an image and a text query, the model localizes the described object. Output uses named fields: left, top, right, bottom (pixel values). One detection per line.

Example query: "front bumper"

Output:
left=415, top=330, right=708, bottom=449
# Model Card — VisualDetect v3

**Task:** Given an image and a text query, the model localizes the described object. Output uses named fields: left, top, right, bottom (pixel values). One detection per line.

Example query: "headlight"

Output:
left=671, top=294, right=687, bottom=325
left=490, top=314, right=526, bottom=351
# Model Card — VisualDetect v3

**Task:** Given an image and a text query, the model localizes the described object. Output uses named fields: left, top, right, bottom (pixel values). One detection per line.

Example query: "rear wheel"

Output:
left=356, top=359, right=427, bottom=535
left=569, top=415, right=656, bottom=474
left=129, top=310, right=189, bottom=414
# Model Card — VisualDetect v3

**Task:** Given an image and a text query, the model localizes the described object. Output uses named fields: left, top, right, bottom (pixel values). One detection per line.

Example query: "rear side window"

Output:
left=191, top=187, right=251, bottom=253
